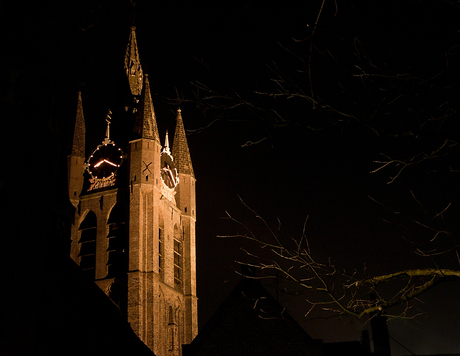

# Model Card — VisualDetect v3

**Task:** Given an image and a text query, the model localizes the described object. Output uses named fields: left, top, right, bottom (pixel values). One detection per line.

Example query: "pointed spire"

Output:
left=124, top=26, right=143, bottom=96
left=172, top=108, right=195, bottom=177
left=71, top=90, right=86, bottom=157
left=162, top=130, right=171, bottom=155
left=133, top=74, right=160, bottom=141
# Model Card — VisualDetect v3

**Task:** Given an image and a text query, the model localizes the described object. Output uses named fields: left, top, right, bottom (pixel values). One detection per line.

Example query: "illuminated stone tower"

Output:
left=68, top=26, right=198, bottom=356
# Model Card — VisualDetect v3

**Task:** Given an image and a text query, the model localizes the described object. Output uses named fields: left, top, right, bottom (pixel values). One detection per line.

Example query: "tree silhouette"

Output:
left=193, top=1, right=460, bottom=321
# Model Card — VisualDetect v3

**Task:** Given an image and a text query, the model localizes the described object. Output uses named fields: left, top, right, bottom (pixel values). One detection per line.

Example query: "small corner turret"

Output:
left=67, top=90, right=86, bottom=205
left=132, top=74, right=160, bottom=142
left=171, top=108, right=196, bottom=218
left=172, top=108, right=194, bottom=178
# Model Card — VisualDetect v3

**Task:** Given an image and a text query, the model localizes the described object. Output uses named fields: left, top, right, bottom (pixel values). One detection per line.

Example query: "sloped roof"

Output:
left=183, top=277, right=322, bottom=356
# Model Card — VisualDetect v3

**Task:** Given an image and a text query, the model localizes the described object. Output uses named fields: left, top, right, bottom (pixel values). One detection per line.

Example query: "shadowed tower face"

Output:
left=67, top=26, right=198, bottom=356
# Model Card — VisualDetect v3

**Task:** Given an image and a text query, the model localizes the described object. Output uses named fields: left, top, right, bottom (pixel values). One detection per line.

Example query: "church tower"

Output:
left=68, top=26, right=198, bottom=356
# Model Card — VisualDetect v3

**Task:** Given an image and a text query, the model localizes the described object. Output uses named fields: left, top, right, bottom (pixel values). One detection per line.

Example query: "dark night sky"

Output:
left=2, top=1, right=460, bottom=355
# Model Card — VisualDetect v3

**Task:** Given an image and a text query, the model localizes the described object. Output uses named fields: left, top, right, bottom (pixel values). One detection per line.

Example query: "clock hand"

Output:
left=103, top=159, right=118, bottom=167
left=94, top=160, right=104, bottom=168
left=168, top=169, right=175, bottom=183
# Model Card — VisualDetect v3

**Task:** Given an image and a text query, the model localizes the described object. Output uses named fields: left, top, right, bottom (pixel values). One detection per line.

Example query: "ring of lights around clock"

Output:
left=86, top=141, right=123, bottom=192
left=87, top=142, right=123, bottom=179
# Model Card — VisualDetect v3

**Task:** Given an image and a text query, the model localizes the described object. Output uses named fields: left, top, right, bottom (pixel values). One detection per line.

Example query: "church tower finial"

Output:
left=124, top=26, right=143, bottom=96
left=163, top=130, right=171, bottom=155
left=103, top=110, right=113, bottom=145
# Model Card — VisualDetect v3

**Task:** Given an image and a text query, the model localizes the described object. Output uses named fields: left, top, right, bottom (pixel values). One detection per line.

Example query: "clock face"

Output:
left=160, top=152, right=178, bottom=189
left=87, top=143, right=123, bottom=179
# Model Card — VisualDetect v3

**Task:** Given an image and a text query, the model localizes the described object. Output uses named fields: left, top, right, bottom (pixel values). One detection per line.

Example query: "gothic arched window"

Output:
left=106, top=204, right=127, bottom=278
left=78, top=211, right=97, bottom=279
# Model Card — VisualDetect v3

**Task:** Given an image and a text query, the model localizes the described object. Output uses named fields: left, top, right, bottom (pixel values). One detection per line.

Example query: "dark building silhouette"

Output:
left=183, top=275, right=322, bottom=356
left=371, top=313, right=391, bottom=356
left=184, top=271, right=372, bottom=356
